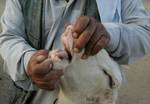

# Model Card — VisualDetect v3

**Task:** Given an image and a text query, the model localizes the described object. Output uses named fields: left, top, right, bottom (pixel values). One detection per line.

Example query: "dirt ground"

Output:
left=0, top=0, right=150, bottom=104
left=117, top=1, right=150, bottom=104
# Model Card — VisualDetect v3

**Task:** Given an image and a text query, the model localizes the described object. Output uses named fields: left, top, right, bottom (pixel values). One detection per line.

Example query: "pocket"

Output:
left=96, top=0, right=121, bottom=22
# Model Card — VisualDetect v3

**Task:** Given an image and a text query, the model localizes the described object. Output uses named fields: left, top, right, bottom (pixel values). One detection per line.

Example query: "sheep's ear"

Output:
left=95, top=49, right=123, bottom=89
left=61, top=25, right=75, bottom=56
left=101, top=65, right=122, bottom=89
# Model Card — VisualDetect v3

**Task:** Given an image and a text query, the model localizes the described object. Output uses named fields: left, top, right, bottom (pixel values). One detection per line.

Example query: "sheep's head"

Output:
left=48, top=25, right=75, bottom=69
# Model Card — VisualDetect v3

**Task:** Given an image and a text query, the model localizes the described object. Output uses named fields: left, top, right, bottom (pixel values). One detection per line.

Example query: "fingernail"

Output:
left=73, top=32, right=78, bottom=38
left=37, top=55, right=46, bottom=62
left=73, top=48, right=80, bottom=53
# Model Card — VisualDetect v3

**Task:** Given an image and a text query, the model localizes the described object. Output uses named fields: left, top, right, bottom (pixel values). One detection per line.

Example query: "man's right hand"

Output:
left=27, top=50, right=64, bottom=91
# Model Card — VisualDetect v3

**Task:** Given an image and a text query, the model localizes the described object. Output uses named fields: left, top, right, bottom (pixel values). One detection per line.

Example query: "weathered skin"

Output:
left=49, top=25, right=122, bottom=104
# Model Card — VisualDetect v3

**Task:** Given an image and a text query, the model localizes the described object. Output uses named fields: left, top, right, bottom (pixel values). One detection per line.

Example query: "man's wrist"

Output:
left=102, top=23, right=121, bottom=54
left=23, top=50, right=36, bottom=74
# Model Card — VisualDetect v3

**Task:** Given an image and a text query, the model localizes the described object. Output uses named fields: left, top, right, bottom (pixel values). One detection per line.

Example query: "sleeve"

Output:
left=104, top=0, right=150, bottom=64
left=0, top=0, right=37, bottom=91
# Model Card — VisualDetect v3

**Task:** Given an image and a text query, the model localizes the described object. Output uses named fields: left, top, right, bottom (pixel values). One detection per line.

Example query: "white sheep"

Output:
left=49, top=25, right=122, bottom=104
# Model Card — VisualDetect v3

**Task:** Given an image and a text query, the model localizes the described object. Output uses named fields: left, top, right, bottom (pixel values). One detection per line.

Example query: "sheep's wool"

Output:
left=49, top=25, right=122, bottom=104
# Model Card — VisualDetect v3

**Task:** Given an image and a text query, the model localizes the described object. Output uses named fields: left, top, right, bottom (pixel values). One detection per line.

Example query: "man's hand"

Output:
left=72, top=16, right=110, bottom=59
left=27, top=50, right=64, bottom=91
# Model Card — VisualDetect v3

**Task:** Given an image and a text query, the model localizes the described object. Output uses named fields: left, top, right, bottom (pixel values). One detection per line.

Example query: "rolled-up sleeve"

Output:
left=0, top=0, right=37, bottom=91
left=104, top=0, right=150, bottom=64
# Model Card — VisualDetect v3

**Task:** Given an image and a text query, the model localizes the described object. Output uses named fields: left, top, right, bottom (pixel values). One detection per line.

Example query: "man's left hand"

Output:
left=72, top=16, right=110, bottom=59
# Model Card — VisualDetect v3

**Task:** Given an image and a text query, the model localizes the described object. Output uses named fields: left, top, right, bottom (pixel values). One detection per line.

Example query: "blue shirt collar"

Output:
left=96, top=0, right=120, bottom=22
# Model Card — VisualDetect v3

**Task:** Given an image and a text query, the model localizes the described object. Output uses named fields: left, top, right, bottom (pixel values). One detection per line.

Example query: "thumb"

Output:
left=34, top=50, right=49, bottom=63
left=36, top=55, right=48, bottom=63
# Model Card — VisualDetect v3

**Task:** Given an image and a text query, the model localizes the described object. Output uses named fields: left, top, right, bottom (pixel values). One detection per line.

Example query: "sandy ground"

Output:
left=118, top=1, right=150, bottom=104
left=0, top=0, right=150, bottom=104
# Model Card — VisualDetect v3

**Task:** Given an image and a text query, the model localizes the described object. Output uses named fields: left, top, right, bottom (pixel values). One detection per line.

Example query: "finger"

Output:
left=49, top=49, right=63, bottom=57
left=91, top=35, right=109, bottom=55
left=34, top=69, right=63, bottom=85
left=35, top=50, right=49, bottom=63
left=35, top=50, right=49, bottom=57
left=72, top=16, right=90, bottom=38
left=82, top=24, right=104, bottom=59
left=34, top=79, right=61, bottom=91
left=73, top=18, right=97, bottom=53
left=55, top=51, right=68, bottom=60
left=35, top=55, right=48, bottom=63
left=64, top=23, right=71, bottom=30
left=42, top=70, right=64, bottom=82
left=53, top=49, right=64, bottom=53
left=49, top=49, right=68, bottom=61
left=33, top=69, right=64, bottom=82
left=32, top=59, right=53, bottom=76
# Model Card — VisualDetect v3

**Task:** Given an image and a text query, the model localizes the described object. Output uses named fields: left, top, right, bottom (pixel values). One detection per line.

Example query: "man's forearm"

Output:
left=104, top=0, right=150, bottom=64
left=0, top=0, right=37, bottom=91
